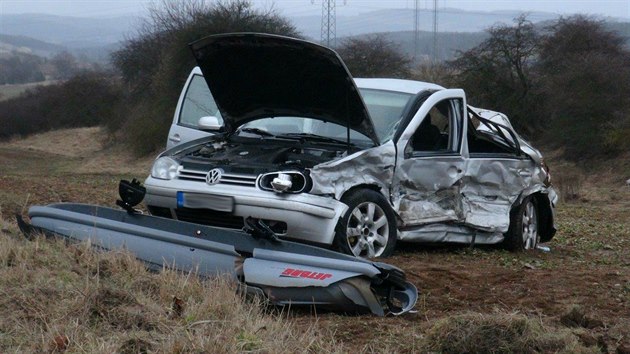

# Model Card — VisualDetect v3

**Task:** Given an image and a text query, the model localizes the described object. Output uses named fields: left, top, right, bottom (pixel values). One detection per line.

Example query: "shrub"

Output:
left=448, top=15, right=630, bottom=160
left=0, top=71, right=124, bottom=140
left=336, top=34, right=411, bottom=78
left=554, top=166, right=585, bottom=202
left=537, top=16, right=630, bottom=158
left=111, top=0, right=300, bottom=154
left=0, top=53, right=45, bottom=85
left=423, top=312, right=596, bottom=354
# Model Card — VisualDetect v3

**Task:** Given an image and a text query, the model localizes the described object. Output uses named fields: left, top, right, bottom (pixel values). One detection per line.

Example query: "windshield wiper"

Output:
left=239, top=127, right=275, bottom=137
left=278, top=133, right=352, bottom=146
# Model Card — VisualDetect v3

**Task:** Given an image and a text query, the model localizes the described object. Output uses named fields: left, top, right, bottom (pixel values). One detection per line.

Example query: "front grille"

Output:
left=175, top=208, right=244, bottom=229
left=178, top=169, right=258, bottom=187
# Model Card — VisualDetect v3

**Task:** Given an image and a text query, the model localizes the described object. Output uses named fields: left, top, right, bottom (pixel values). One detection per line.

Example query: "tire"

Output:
left=334, top=189, right=397, bottom=258
left=504, top=196, right=539, bottom=251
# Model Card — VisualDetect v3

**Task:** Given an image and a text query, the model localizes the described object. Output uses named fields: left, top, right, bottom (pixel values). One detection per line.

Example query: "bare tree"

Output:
left=448, top=15, right=540, bottom=134
left=51, top=51, right=79, bottom=80
left=336, top=34, right=411, bottom=78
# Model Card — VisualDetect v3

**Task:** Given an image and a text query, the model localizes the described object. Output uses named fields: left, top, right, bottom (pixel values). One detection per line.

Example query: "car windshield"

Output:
left=239, top=88, right=414, bottom=145
left=239, top=117, right=373, bottom=146
left=359, top=88, right=414, bottom=142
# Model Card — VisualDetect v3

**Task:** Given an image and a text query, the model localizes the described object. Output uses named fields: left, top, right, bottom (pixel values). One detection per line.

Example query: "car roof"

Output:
left=354, top=78, right=445, bottom=94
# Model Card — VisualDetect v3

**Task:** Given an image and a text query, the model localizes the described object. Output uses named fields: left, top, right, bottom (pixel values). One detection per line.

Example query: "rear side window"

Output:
left=179, top=75, right=223, bottom=128
left=467, top=112, right=519, bottom=156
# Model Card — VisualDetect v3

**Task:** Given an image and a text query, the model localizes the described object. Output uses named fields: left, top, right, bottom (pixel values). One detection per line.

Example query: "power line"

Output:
left=433, top=0, right=438, bottom=62
left=320, top=0, right=336, bottom=47
left=414, top=0, right=419, bottom=58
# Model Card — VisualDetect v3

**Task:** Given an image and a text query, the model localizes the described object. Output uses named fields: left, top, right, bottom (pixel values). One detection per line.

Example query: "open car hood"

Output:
left=190, top=33, right=379, bottom=144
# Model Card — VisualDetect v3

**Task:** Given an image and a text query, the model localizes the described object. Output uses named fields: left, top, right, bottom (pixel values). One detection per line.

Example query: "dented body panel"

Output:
left=309, top=142, right=396, bottom=200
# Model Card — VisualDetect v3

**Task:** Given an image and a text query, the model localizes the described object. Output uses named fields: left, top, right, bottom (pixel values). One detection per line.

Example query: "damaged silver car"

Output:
left=145, top=33, right=558, bottom=258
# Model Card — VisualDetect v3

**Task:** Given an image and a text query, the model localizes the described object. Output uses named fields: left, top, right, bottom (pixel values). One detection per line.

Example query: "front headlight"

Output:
left=258, top=171, right=309, bottom=193
left=151, top=157, right=179, bottom=180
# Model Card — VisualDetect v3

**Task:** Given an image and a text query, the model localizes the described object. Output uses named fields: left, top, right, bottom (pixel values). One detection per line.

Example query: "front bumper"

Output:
left=144, top=176, right=348, bottom=245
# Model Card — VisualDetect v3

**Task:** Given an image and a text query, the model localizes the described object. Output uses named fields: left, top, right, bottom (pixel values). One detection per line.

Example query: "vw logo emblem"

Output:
left=206, top=168, right=223, bottom=185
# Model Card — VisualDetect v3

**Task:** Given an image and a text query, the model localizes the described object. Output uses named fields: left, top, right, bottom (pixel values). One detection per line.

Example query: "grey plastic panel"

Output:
left=30, top=215, right=239, bottom=277
left=29, top=206, right=240, bottom=257
left=252, top=248, right=380, bottom=277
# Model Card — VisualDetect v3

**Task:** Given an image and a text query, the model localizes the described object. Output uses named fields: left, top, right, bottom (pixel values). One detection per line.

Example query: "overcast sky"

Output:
left=1, top=0, right=628, bottom=19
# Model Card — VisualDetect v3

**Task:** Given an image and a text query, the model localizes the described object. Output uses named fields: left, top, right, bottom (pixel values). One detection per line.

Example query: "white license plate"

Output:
left=179, top=192, right=234, bottom=212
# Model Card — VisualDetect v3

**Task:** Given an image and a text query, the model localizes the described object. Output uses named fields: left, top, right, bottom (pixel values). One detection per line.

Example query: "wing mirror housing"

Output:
left=198, top=116, right=224, bottom=131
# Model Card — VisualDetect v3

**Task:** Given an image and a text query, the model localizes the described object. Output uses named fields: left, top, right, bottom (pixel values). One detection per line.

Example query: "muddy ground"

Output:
left=1, top=128, right=628, bottom=352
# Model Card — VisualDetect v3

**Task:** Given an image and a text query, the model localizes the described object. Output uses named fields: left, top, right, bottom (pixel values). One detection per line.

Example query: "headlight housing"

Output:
left=151, top=157, right=179, bottom=180
left=258, top=171, right=309, bottom=193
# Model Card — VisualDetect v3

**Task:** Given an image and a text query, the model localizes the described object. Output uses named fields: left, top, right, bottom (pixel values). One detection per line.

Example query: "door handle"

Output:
left=169, top=134, right=181, bottom=143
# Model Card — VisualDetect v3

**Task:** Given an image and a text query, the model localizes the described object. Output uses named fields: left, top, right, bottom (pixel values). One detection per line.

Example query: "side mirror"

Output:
left=198, top=116, right=223, bottom=131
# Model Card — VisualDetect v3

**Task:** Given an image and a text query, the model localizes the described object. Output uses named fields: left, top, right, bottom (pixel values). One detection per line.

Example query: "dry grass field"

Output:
left=0, top=81, right=59, bottom=102
left=0, top=128, right=628, bottom=353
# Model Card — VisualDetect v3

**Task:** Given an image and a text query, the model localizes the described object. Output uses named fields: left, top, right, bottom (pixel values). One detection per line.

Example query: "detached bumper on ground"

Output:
left=18, top=203, right=418, bottom=316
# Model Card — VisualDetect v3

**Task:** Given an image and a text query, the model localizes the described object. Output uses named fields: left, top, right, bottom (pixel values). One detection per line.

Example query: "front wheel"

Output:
left=334, top=189, right=397, bottom=258
left=504, top=196, right=539, bottom=251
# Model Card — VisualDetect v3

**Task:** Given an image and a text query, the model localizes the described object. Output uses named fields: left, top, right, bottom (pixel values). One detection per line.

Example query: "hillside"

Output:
left=294, top=7, right=621, bottom=39
left=0, top=34, right=65, bottom=57
left=0, top=14, right=138, bottom=48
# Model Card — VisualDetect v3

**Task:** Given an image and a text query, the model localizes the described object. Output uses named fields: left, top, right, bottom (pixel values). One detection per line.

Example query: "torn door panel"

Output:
left=396, top=191, right=460, bottom=225
left=392, top=157, right=466, bottom=226
left=461, top=159, right=544, bottom=231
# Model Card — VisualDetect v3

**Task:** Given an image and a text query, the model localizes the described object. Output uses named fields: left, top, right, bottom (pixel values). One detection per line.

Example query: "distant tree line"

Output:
left=0, top=49, right=95, bottom=85
left=0, top=53, right=45, bottom=85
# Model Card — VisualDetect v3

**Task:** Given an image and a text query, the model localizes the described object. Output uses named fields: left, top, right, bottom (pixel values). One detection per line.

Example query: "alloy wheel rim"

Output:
left=346, top=201, right=389, bottom=257
left=521, top=201, right=538, bottom=250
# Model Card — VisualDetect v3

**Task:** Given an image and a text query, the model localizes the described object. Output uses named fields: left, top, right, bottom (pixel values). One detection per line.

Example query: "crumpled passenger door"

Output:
left=461, top=110, right=534, bottom=232
left=392, top=90, right=467, bottom=227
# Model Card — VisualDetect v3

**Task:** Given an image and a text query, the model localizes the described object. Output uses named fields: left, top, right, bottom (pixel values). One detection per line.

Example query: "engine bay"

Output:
left=178, top=137, right=351, bottom=174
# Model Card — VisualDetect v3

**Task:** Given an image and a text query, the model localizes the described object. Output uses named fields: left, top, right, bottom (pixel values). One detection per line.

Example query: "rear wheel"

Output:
left=504, top=196, right=539, bottom=251
left=335, top=189, right=397, bottom=258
